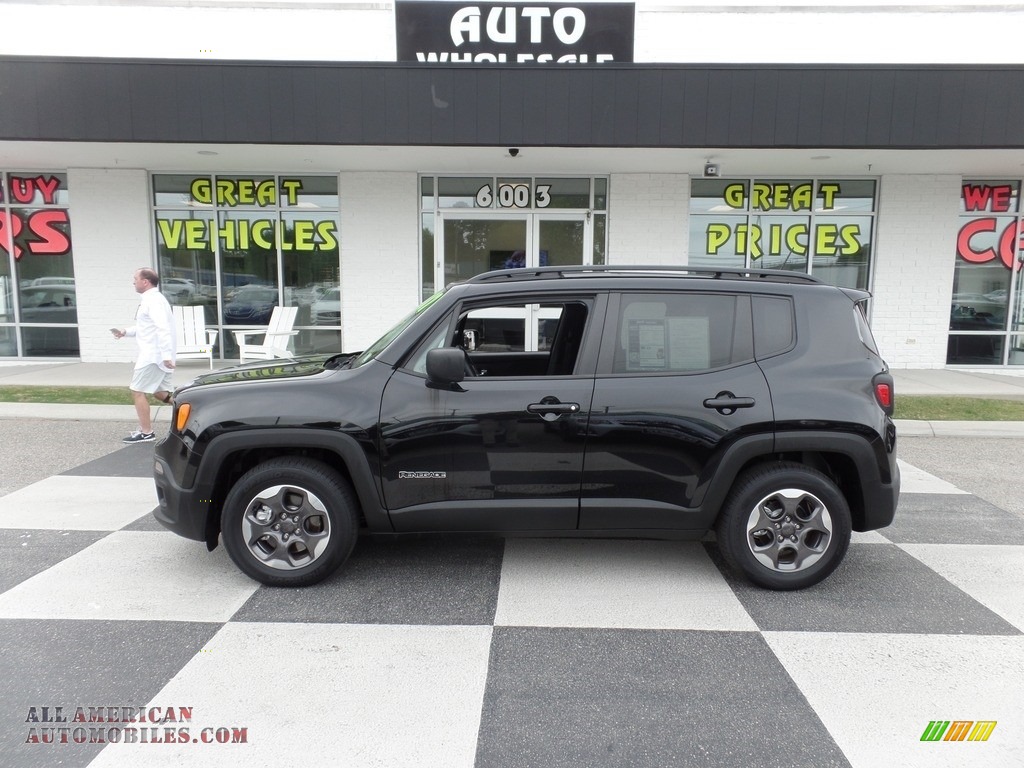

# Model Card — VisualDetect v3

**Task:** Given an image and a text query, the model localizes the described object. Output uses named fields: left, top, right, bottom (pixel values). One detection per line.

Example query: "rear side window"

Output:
left=608, top=293, right=753, bottom=373
left=752, top=296, right=795, bottom=359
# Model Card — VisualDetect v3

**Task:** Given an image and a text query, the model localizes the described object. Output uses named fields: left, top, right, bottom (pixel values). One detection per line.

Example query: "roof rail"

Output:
left=466, top=265, right=823, bottom=285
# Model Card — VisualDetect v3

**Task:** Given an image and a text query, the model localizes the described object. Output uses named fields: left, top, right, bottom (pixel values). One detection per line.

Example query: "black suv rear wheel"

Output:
left=715, top=462, right=851, bottom=590
left=221, top=457, right=359, bottom=586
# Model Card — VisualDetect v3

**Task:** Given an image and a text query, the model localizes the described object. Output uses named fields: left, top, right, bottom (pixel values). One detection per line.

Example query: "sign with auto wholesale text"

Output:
left=395, top=2, right=635, bottom=64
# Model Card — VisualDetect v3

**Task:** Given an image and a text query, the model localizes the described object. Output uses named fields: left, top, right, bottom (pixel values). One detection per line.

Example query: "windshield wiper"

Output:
left=323, top=353, right=358, bottom=370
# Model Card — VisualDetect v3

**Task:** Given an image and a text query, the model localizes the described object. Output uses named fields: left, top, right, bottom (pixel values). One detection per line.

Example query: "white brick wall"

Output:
left=870, top=175, right=960, bottom=369
left=338, top=172, right=421, bottom=351
left=68, top=168, right=153, bottom=363
left=608, top=174, right=689, bottom=265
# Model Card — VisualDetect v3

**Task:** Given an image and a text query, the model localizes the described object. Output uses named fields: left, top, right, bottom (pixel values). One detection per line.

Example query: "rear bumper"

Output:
left=860, top=458, right=900, bottom=531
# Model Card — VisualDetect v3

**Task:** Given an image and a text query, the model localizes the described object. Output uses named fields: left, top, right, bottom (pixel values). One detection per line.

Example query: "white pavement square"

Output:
left=900, top=543, right=1024, bottom=632
left=0, top=531, right=258, bottom=623
left=897, top=459, right=969, bottom=495
left=764, top=632, right=1024, bottom=768
left=0, top=476, right=157, bottom=530
left=88, top=622, right=494, bottom=768
left=494, top=539, right=759, bottom=631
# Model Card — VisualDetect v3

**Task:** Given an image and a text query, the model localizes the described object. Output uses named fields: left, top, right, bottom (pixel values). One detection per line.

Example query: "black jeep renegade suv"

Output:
left=153, top=266, right=899, bottom=590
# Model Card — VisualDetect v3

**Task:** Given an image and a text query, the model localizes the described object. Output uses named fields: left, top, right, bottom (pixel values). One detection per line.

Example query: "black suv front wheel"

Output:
left=715, top=462, right=852, bottom=590
left=221, top=457, right=359, bottom=586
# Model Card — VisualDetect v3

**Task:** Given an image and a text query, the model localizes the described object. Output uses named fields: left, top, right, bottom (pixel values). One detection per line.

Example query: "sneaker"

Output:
left=122, top=430, right=156, bottom=444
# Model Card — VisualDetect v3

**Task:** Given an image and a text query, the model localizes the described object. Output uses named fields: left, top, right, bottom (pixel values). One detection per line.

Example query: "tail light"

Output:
left=872, top=373, right=894, bottom=416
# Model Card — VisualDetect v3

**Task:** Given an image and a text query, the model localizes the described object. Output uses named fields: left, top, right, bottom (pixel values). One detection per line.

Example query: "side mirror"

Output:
left=426, top=347, right=467, bottom=389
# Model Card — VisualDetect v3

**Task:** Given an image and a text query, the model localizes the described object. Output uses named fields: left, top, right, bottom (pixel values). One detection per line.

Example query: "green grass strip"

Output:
left=893, top=396, right=1024, bottom=421
left=0, top=386, right=135, bottom=405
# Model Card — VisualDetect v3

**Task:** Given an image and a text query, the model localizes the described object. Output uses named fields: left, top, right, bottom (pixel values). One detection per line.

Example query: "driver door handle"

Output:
left=527, top=398, right=580, bottom=421
left=527, top=402, right=580, bottom=414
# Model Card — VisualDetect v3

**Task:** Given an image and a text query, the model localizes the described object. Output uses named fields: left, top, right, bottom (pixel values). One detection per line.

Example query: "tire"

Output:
left=221, top=457, right=359, bottom=586
left=715, top=462, right=851, bottom=590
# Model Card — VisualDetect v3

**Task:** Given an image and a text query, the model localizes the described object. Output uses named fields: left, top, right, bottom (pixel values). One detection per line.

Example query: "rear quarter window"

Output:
left=752, top=296, right=795, bottom=359
left=853, top=300, right=881, bottom=355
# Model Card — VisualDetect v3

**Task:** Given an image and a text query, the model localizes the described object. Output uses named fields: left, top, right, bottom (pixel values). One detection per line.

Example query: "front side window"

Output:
left=405, top=297, right=592, bottom=378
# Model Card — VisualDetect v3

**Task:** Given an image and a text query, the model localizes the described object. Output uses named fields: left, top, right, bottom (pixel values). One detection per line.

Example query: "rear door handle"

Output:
left=703, top=391, right=756, bottom=415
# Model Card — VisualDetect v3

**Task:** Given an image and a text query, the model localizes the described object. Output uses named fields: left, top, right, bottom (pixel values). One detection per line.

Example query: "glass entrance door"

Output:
left=436, top=212, right=590, bottom=289
left=439, top=214, right=529, bottom=288
left=535, top=213, right=589, bottom=268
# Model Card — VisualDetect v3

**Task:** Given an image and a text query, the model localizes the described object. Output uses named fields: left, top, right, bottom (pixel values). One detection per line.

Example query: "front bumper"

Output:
left=152, top=438, right=211, bottom=543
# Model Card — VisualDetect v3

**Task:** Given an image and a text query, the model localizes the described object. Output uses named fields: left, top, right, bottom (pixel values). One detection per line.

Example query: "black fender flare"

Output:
left=192, top=428, right=392, bottom=545
left=696, top=429, right=896, bottom=530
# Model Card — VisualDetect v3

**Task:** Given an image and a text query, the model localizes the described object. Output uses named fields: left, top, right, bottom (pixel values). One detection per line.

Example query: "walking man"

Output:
left=111, top=267, right=177, bottom=443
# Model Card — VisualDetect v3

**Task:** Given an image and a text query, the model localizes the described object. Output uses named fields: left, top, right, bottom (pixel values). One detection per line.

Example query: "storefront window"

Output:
left=422, top=212, right=435, bottom=301
left=593, top=213, right=606, bottom=265
left=153, top=174, right=340, bottom=360
left=535, top=177, right=591, bottom=209
left=438, top=177, right=489, bottom=208
left=948, top=180, right=1022, bottom=365
left=0, top=172, right=77, bottom=357
left=689, top=178, right=877, bottom=290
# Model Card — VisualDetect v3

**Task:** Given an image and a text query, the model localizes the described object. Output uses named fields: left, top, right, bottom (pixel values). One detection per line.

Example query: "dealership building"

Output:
left=2, top=1, right=1024, bottom=368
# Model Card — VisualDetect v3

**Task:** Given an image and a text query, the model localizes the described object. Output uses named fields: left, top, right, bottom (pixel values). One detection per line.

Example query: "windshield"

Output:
left=349, top=289, right=448, bottom=368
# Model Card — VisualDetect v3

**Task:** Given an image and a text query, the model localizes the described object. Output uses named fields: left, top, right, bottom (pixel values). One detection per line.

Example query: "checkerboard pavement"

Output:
left=0, top=446, right=1021, bottom=768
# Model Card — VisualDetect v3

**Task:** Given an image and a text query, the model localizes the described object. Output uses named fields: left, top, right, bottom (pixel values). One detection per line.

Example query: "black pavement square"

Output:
left=476, top=627, right=850, bottom=768
left=0, top=619, right=221, bottom=768
left=122, top=510, right=166, bottom=532
left=62, top=445, right=156, bottom=479
left=0, top=529, right=108, bottom=595
left=231, top=536, right=504, bottom=625
left=881, top=493, right=1024, bottom=544
left=711, top=542, right=1022, bottom=636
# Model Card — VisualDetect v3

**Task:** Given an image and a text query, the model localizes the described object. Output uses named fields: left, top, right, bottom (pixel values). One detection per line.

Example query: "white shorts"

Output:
left=130, top=363, right=174, bottom=395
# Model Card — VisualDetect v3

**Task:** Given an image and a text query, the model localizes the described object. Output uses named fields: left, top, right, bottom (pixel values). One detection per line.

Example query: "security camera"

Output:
left=508, top=147, right=520, bottom=158
left=703, top=163, right=720, bottom=178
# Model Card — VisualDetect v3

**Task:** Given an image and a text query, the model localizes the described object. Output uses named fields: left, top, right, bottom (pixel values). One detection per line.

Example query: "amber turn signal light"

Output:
left=175, top=402, right=191, bottom=432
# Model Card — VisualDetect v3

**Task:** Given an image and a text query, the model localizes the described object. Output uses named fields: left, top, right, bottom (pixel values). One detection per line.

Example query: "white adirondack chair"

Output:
left=232, top=305, right=299, bottom=363
left=173, top=305, right=219, bottom=369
